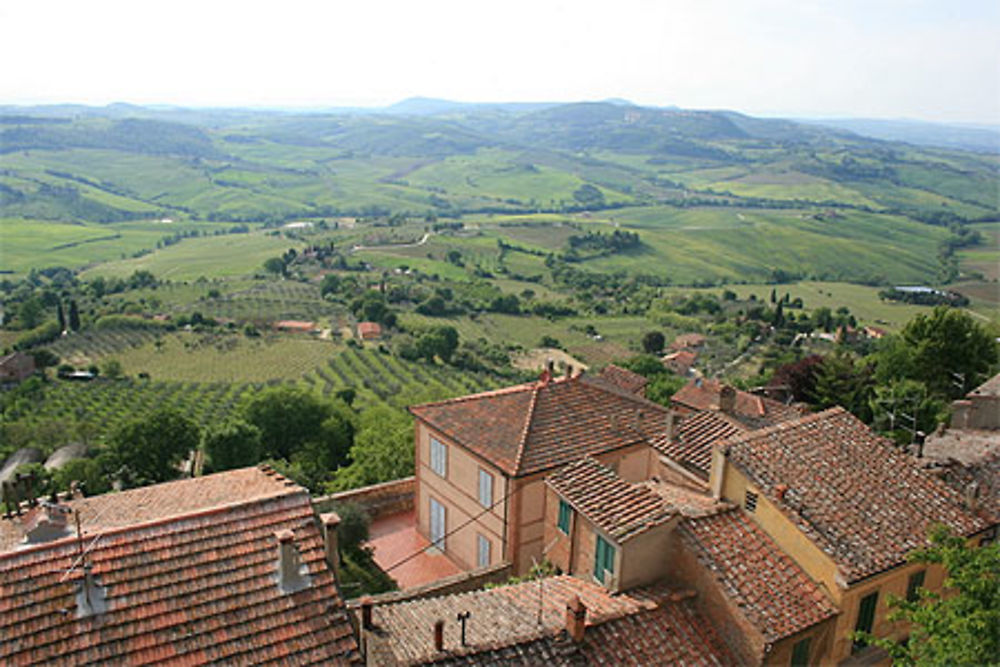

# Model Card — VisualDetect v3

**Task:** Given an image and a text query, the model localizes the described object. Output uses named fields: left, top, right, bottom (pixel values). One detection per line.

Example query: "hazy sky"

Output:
left=2, top=0, right=997, bottom=123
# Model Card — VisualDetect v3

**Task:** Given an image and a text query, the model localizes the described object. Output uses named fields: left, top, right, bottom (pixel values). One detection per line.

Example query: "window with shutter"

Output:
left=478, top=469, right=493, bottom=508
left=557, top=500, right=572, bottom=535
left=852, top=591, right=879, bottom=653
left=430, top=437, right=447, bottom=478
left=593, top=535, right=615, bottom=584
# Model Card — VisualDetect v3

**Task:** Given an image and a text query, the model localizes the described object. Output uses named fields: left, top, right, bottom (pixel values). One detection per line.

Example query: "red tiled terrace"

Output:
left=366, top=510, right=461, bottom=589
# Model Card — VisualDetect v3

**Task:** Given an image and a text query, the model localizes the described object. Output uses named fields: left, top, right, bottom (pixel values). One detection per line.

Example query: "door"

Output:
left=429, top=497, right=446, bottom=551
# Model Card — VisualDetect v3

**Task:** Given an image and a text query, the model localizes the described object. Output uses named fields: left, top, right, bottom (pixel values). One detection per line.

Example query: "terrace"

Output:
left=366, top=509, right=462, bottom=589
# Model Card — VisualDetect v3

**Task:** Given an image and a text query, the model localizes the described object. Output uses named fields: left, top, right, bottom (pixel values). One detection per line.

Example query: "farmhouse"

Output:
left=357, top=321, right=382, bottom=341
left=0, top=351, right=35, bottom=385
left=0, top=466, right=360, bottom=665
left=273, top=319, right=319, bottom=334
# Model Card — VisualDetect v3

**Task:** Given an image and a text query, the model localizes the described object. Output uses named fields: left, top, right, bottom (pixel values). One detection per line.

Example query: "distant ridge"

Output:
left=798, top=117, right=1000, bottom=154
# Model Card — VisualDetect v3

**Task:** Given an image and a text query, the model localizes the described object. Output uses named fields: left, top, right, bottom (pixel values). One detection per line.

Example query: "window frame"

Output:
left=744, top=489, right=758, bottom=513
left=852, top=590, right=879, bottom=653
left=593, top=534, right=616, bottom=584
left=429, top=436, right=447, bottom=478
left=557, top=499, right=572, bottom=535
left=478, top=468, right=493, bottom=508
left=790, top=636, right=811, bottom=667
left=477, top=533, right=491, bottom=568
left=906, top=570, right=926, bottom=603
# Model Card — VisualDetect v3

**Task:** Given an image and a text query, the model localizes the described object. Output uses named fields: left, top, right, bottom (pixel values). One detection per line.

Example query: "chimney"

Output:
left=565, top=594, right=586, bottom=642
left=275, top=529, right=311, bottom=594
left=774, top=483, right=789, bottom=501
left=433, top=619, right=445, bottom=652
left=913, top=431, right=926, bottom=458
left=665, top=411, right=683, bottom=442
left=965, top=481, right=980, bottom=512
left=564, top=363, right=573, bottom=379
left=360, top=596, right=374, bottom=630
left=75, top=563, right=107, bottom=619
left=320, top=512, right=341, bottom=571
left=718, top=385, right=736, bottom=414
left=25, top=500, right=72, bottom=544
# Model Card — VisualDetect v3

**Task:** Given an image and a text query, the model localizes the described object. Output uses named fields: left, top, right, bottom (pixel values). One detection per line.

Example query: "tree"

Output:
left=416, top=326, right=459, bottom=363
left=101, top=358, right=123, bottom=379
left=203, top=419, right=262, bottom=472
left=855, top=526, right=999, bottom=666
left=263, top=256, right=287, bottom=276
left=642, top=331, right=665, bottom=355
left=68, top=300, right=80, bottom=332
left=328, top=406, right=414, bottom=491
left=869, top=380, right=947, bottom=445
left=107, top=408, right=201, bottom=487
left=243, top=386, right=337, bottom=461
left=320, top=274, right=341, bottom=296
left=876, top=307, right=998, bottom=400
left=56, top=303, right=66, bottom=332
left=811, top=349, right=874, bottom=421
left=18, top=297, right=44, bottom=329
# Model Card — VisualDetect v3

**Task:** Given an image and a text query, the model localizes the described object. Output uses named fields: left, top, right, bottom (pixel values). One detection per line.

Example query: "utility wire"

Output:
left=383, top=482, right=521, bottom=575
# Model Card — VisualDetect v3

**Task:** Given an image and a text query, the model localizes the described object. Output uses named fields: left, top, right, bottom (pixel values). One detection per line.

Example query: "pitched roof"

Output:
left=931, top=450, right=1000, bottom=524
left=967, top=372, right=1000, bottom=398
left=366, top=575, right=662, bottom=665
left=547, top=458, right=675, bottom=542
left=582, top=597, right=737, bottom=666
left=669, top=333, right=706, bottom=350
left=420, top=632, right=583, bottom=666
left=671, top=378, right=802, bottom=428
left=724, top=407, right=991, bottom=583
left=651, top=409, right=748, bottom=476
left=679, top=509, right=838, bottom=643
left=595, top=364, right=648, bottom=396
left=0, top=468, right=359, bottom=665
left=1, top=466, right=299, bottom=553
left=409, top=376, right=668, bottom=477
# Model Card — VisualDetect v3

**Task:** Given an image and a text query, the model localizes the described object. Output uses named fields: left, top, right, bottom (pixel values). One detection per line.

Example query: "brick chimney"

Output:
left=320, top=512, right=341, bottom=571
left=565, top=594, right=586, bottom=642
left=275, top=529, right=311, bottom=594
left=718, top=385, right=736, bottom=414
left=665, top=410, right=683, bottom=442
left=24, top=500, right=72, bottom=544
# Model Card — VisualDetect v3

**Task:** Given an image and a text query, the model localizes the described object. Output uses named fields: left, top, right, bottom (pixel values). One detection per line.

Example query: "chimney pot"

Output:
left=666, top=411, right=683, bottom=442
left=565, top=594, right=586, bottom=643
left=434, top=620, right=445, bottom=652
left=360, top=596, right=374, bottom=630
left=565, top=363, right=573, bottom=379
left=275, top=530, right=311, bottom=593
left=775, top=483, right=789, bottom=501
left=718, top=385, right=736, bottom=413
left=320, top=512, right=341, bottom=570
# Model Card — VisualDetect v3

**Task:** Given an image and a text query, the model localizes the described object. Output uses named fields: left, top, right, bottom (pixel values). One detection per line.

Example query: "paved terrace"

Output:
left=366, top=509, right=462, bottom=589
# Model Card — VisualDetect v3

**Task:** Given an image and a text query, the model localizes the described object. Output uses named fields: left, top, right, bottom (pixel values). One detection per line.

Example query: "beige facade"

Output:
left=710, top=449, right=964, bottom=665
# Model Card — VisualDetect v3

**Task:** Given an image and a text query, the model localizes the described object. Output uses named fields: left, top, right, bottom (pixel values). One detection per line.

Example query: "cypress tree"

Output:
left=68, top=300, right=80, bottom=331
left=57, top=303, right=66, bottom=332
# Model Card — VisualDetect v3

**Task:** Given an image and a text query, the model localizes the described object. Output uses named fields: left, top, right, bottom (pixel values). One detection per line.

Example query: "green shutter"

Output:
left=558, top=500, right=571, bottom=534
left=791, top=637, right=811, bottom=667
left=906, top=570, right=926, bottom=602
left=594, top=535, right=615, bottom=583
left=852, top=591, right=879, bottom=652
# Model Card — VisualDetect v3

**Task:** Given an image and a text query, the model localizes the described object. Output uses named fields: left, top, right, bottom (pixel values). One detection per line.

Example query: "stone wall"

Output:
left=313, top=476, right=415, bottom=519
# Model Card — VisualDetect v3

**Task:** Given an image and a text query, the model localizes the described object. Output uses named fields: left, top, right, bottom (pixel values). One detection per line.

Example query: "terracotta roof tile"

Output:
left=931, top=450, right=1000, bottom=524
left=367, top=575, right=665, bottom=664
left=652, top=410, right=748, bottom=476
left=409, top=376, right=668, bottom=477
left=679, top=509, right=838, bottom=643
left=582, top=597, right=738, bottom=666
left=0, top=468, right=359, bottom=665
left=968, top=372, right=1000, bottom=398
left=547, top=458, right=675, bottom=542
left=1, top=466, right=295, bottom=553
left=595, top=364, right=649, bottom=396
left=671, top=378, right=803, bottom=428
left=669, top=333, right=706, bottom=351
left=724, top=407, right=990, bottom=583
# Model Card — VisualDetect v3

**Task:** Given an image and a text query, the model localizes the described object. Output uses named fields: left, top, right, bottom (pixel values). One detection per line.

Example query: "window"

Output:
left=430, top=437, right=447, bottom=478
left=429, top=498, right=446, bottom=550
left=744, top=490, right=758, bottom=513
left=557, top=500, right=572, bottom=535
left=477, top=534, right=491, bottom=568
left=852, top=591, right=879, bottom=653
left=906, top=570, right=926, bottom=603
left=790, top=637, right=811, bottom=667
left=478, top=469, right=493, bottom=508
left=593, top=535, right=616, bottom=584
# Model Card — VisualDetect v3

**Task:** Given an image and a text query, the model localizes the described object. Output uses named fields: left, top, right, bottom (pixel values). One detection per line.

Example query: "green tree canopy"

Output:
left=203, top=419, right=262, bottom=473
left=107, top=408, right=201, bottom=487
left=876, top=307, right=998, bottom=400
left=328, top=405, right=414, bottom=492
left=642, top=331, right=665, bottom=354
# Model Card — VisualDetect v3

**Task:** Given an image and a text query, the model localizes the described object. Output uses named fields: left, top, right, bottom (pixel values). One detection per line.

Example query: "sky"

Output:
left=2, top=0, right=998, bottom=124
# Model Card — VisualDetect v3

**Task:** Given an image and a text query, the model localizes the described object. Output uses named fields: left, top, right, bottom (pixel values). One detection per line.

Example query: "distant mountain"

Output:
left=383, top=97, right=559, bottom=116
left=799, top=118, right=1000, bottom=153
